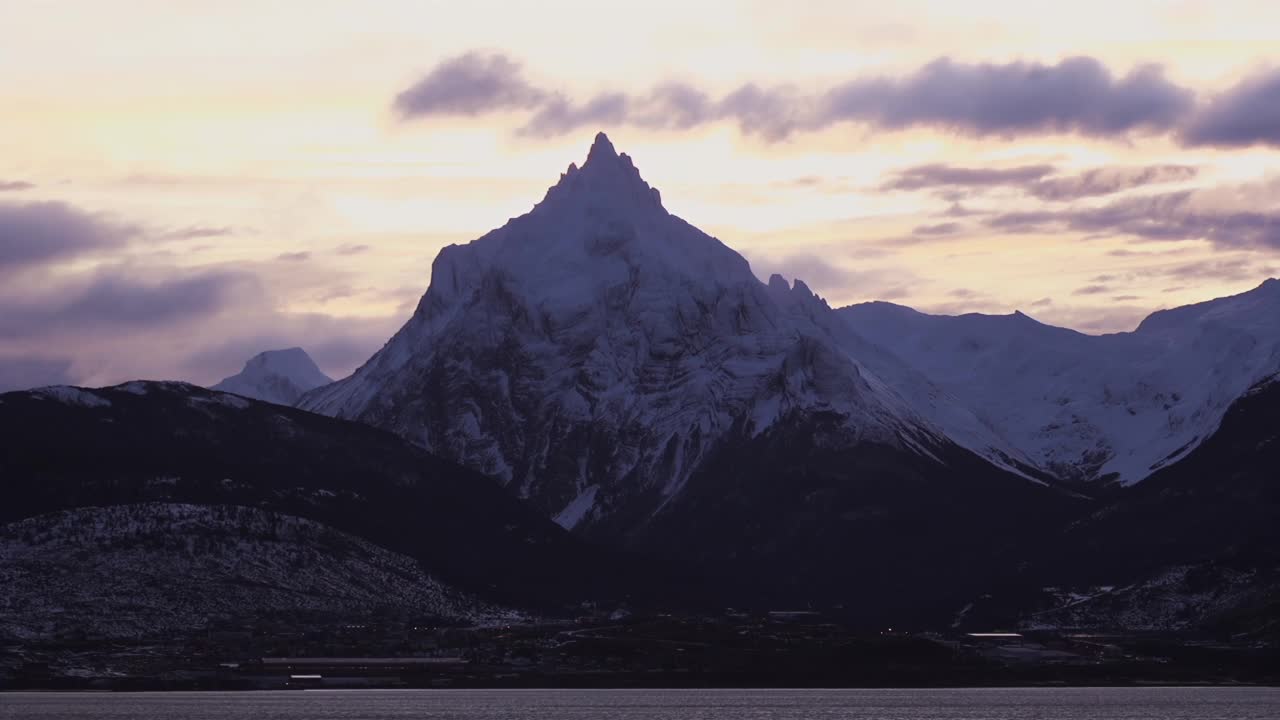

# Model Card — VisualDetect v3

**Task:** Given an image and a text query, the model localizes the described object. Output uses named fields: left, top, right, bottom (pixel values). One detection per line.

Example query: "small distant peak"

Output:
left=768, top=273, right=790, bottom=292
left=249, top=347, right=306, bottom=364
left=792, top=279, right=815, bottom=298
left=1261, top=277, right=1278, bottom=289
left=585, top=131, right=618, bottom=164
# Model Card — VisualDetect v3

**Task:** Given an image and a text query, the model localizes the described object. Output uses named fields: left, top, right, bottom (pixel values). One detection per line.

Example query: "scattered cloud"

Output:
left=1072, top=284, right=1112, bottom=295
left=276, top=251, right=311, bottom=262
left=0, top=266, right=257, bottom=339
left=880, top=163, right=1054, bottom=192
left=982, top=182, right=1280, bottom=250
left=940, top=202, right=981, bottom=218
left=0, top=181, right=35, bottom=192
left=335, top=243, right=370, bottom=255
left=1161, top=258, right=1275, bottom=283
left=879, top=162, right=1197, bottom=203
left=158, top=225, right=237, bottom=241
left=1027, top=165, right=1197, bottom=201
left=393, top=52, right=547, bottom=118
left=911, top=221, right=963, bottom=237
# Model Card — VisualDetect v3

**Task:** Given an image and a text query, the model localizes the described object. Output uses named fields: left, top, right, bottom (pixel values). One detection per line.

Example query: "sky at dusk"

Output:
left=3, top=0, right=1280, bottom=390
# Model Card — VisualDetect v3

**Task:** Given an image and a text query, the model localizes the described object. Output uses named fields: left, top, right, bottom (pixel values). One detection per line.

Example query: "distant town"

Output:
left=6, top=607, right=1277, bottom=690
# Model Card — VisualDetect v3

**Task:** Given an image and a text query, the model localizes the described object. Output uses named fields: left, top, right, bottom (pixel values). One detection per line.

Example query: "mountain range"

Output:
left=842, top=280, right=1280, bottom=488
left=2, top=133, right=1277, bottom=636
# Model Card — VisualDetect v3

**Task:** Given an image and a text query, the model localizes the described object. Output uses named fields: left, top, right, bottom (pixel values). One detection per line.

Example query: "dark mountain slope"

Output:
left=978, top=375, right=1280, bottom=634
left=0, top=381, right=655, bottom=610
left=637, top=409, right=1085, bottom=627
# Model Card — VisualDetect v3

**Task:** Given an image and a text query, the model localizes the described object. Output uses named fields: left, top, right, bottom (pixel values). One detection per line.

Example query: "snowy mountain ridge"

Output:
left=300, top=133, right=1039, bottom=533
left=839, top=277, right=1280, bottom=486
left=212, top=347, right=332, bottom=405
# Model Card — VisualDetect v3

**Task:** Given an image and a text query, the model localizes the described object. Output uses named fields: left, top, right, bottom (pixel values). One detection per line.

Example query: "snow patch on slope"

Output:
left=553, top=485, right=599, bottom=530
left=32, top=386, right=111, bottom=408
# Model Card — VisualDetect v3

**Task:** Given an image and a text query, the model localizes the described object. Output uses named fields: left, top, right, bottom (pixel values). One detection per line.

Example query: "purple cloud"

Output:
left=911, top=222, right=963, bottom=236
left=0, top=267, right=256, bottom=339
left=394, top=54, right=1198, bottom=142
left=1027, top=165, right=1197, bottom=201
left=522, top=93, right=629, bottom=137
left=160, top=225, right=236, bottom=241
left=881, top=163, right=1055, bottom=191
left=880, top=162, right=1196, bottom=201
left=1, top=201, right=137, bottom=272
left=982, top=187, right=1280, bottom=250
left=1072, top=284, right=1112, bottom=296
left=820, top=57, right=1192, bottom=138
left=394, top=52, right=547, bottom=118
left=1183, top=68, right=1280, bottom=148
left=0, top=181, right=35, bottom=192
left=1162, top=258, right=1276, bottom=283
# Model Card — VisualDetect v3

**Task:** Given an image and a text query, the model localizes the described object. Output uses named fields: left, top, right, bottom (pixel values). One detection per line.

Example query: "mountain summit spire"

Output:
left=542, top=131, right=664, bottom=211
left=585, top=131, right=617, bottom=163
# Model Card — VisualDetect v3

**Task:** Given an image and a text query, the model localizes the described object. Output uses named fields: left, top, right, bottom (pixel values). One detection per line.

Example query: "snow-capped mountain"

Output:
left=212, top=347, right=332, bottom=405
left=839, top=278, right=1280, bottom=486
left=300, top=133, right=1042, bottom=538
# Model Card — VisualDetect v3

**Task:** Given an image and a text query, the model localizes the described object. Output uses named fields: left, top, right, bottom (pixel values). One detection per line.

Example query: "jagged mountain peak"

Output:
left=586, top=130, right=618, bottom=162
left=417, top=133, right=755, bottom=323
left=301, top=134, right=1044, bottom=536
left=541, top=131, right=663, bottom=214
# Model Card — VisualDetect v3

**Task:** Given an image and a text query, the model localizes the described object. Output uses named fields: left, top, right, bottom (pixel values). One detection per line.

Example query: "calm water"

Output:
left=4, top=688, right=1280, bottom=719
